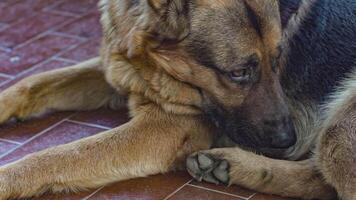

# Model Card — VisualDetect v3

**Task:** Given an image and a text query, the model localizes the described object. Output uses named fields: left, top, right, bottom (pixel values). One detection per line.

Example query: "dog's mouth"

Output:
left=239, top=143, right=296, bottom=159
left=258, top=146, right=296, bottom=159
left=234, top=143, right=295, bottom=159
left=237, top=135, right=297, bottom=159
left=203, top=101, right=297, bottom=159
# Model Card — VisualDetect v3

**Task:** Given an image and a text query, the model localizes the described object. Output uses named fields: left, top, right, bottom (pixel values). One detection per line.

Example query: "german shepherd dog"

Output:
left=0, top=0, right=355, bottom=199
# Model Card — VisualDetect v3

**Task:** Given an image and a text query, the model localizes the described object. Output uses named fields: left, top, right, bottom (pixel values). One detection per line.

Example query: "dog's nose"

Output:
left=264, top=118, right=297, bottom=148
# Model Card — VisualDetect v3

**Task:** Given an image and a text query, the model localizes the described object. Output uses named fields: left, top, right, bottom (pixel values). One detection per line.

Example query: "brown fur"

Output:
left=0, top=0, right=354, bottom=199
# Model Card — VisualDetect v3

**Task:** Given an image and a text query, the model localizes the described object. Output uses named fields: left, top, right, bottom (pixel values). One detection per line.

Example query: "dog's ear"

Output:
left=278, top=0, right=301, bottom=28
left=145, top=0, right=191, bottom=41
left=115, top=0, right=191, bottom=57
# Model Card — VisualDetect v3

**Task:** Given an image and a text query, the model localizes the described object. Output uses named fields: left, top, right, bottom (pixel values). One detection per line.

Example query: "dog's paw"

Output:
left=186, top=152, right=230, bottom=185
left=0, top=95, right=16, bottom=124
left=0, top=87, right=27, bottom=124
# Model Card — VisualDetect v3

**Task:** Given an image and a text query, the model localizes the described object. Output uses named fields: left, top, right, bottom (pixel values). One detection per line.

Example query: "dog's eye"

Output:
left=229, top=68, right=251, bottom=82
left=229, top=54, right=258, bottom=83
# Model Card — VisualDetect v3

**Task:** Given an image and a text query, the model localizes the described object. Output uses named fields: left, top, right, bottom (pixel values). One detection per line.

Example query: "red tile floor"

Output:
left=0, top=1, right=293, bottom=200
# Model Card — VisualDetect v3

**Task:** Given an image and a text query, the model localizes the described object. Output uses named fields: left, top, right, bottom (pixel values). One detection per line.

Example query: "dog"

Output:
left=0, top=0, right=355, bottom=199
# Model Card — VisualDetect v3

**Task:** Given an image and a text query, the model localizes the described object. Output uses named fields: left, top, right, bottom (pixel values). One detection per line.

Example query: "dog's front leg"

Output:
left=0, top=57, right=124, bottom=124
left=187, top=148, right=336, bottom=200
left=0, top=104, right=213, bottom=200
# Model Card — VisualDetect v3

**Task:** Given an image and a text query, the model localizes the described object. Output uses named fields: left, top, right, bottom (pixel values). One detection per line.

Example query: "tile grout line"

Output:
left=42, top=9, right=82, bottom=18
left=0, top=39, right=87, bottom=89
left=10, top=58, right=56, bottom=79
left=66, top=119, right=112, bottom=130
left=0, top=14, right=93, bottom=85
left=0, top=78, right=12, bottom=88
left=163, top=179, right=193, bottom=200
left=40, top=0, right=67, bottom=12
left=0, top=59, right=57, bottom=89
left=81, top=186, right=105, bottom=200
left=9, top=38, right=87, bottom=80
left=0, top=138, right=22, bottom=145
left=0, top=46, right=11, bottom=53
left=12, top=13, right=85, bottom=51
left=247, top=193, right=257, bottom=200
left=50, top=31, right=89, bottom=41
left=12, top=30, right=49, bottom=50
left=49, top=37, right=89, bottom=59
left=53, top=57, right=80, bottom=64
left=0, top=23, right=9, bottom=32
left=0, top=10, right=53, bottom=51
left=0, top=113, right=76, bottom=160
left=0, top=12, right=38, bottom=40
left=187, top=184, right=249, bottom=200
left=0, top=73, right=14, bottom=79
left=13, top=27, right=86, bottom=51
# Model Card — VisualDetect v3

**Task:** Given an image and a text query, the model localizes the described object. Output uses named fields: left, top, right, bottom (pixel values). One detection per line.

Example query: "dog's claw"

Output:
left=186, top=152, right=230, bottom=185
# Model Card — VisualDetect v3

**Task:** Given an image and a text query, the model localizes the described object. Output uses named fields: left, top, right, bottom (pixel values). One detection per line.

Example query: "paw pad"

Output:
left=186, top=152, right=230, bottom=185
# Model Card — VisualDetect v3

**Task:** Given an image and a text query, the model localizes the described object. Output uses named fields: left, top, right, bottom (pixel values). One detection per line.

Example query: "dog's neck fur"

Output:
left=281, top=0, right=356, bottom=159
left=98, top=0, right=207, bottom=117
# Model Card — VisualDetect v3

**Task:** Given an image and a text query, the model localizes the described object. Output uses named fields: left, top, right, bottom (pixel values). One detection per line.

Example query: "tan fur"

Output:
left=0, top=0, right=354, bottom=199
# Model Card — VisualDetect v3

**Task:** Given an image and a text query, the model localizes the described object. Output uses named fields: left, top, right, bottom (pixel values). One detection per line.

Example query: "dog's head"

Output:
left=109, top=0, right=296, bottom=158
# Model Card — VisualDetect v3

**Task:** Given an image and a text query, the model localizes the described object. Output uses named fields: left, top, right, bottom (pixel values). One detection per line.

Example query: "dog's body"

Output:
left=0, top=0, right=355, bottom=199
